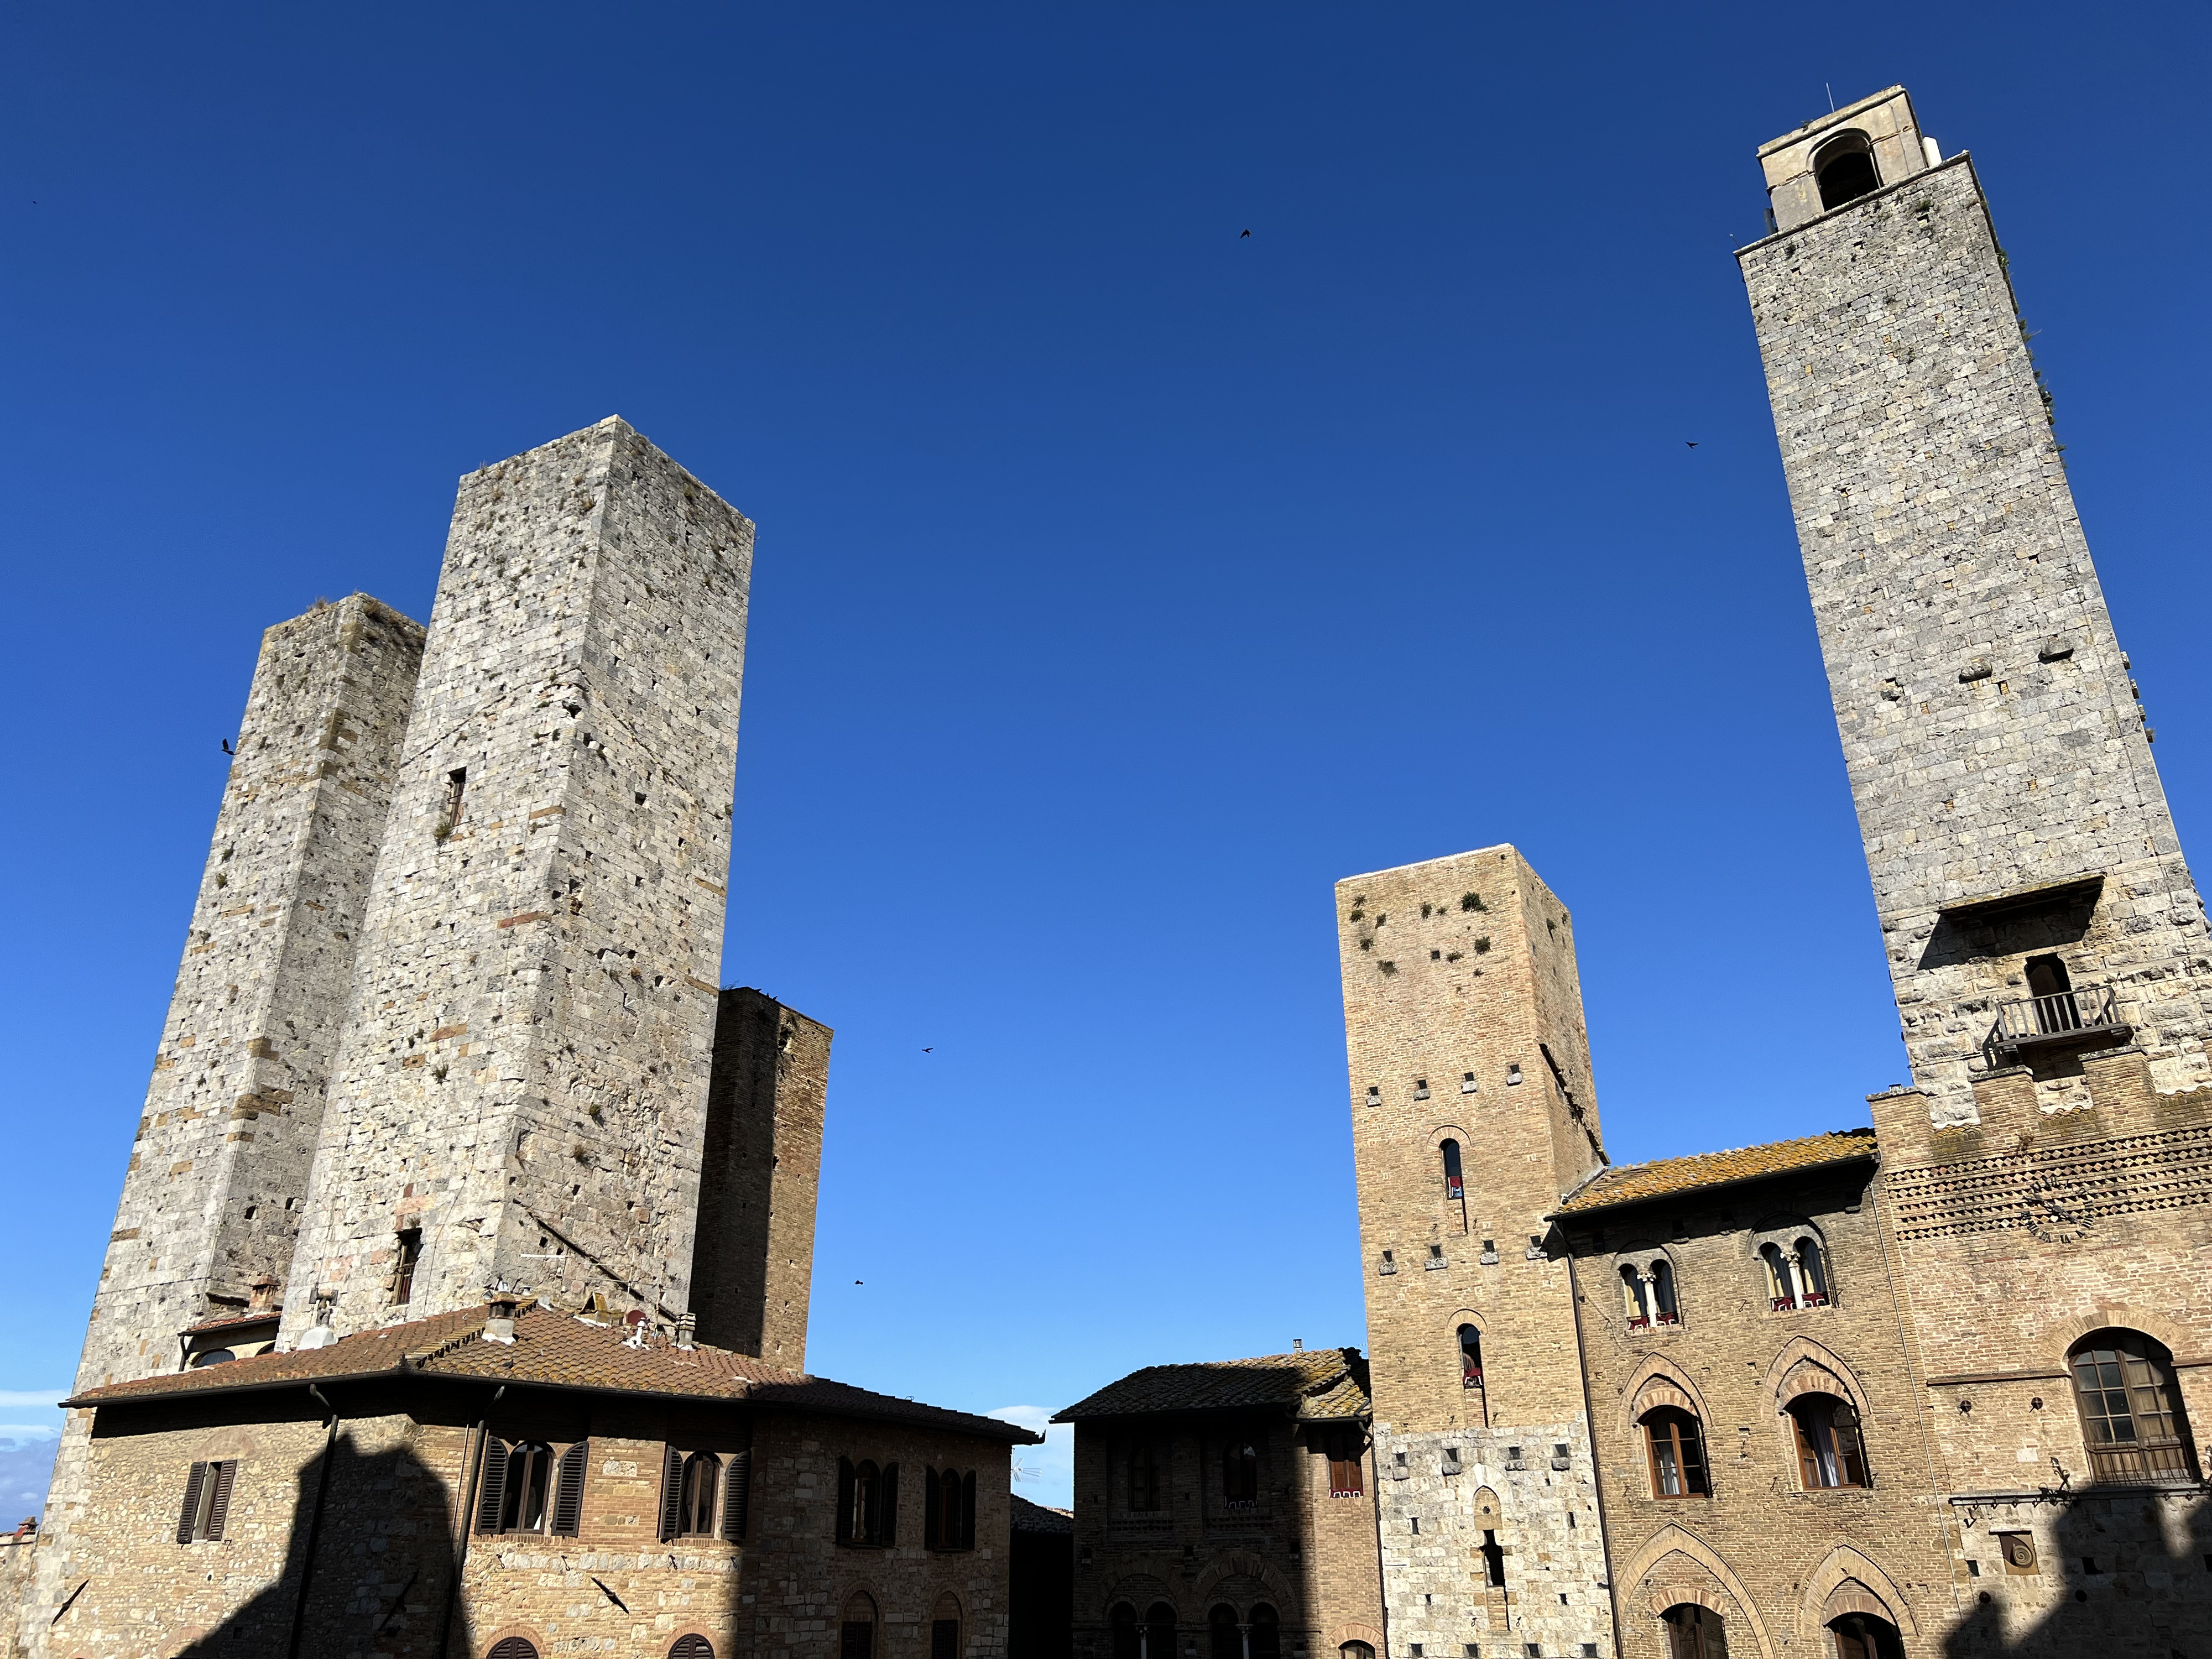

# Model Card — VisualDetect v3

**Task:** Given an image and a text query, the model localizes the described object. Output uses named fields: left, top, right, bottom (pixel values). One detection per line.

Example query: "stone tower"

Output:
left=31, top=594, right=423, bottom=1656
left=1740, top=86, right=2211, bottom=1126
left=1336, top=847, right=1614, bottom=1659
left=74, top=593, right=425, bottom=1386
left=280, top=416, right=756, bottom=1342
left=689, top=987, right=831, bottom=1369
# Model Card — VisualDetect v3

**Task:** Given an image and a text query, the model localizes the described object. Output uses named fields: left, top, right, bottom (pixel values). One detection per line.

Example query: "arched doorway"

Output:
left=1827, top=1611, right=1904, bottom=1659
left=1660, top=1603, right=1726, bottom=1659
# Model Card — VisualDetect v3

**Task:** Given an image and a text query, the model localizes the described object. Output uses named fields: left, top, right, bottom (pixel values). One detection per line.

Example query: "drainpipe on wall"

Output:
left=284, top=1383, right=342, bottom=1659
left=436, top=1383, right=504, bottom=1659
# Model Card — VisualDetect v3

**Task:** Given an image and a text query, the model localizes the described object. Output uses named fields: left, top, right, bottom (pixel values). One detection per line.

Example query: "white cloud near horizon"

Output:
left=0, top=1392, right=64, bottom=1410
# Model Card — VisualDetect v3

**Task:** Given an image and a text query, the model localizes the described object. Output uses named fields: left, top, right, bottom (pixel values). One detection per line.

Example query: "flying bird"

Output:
left=854, top=1279, right=864, bottom=1285
left=1685, top=441, right=1699, bottom=448
left=1239, top=229, right=1250, bottom=238
left=220, top=738, right=234, bottom=754
left=923, top=1046, right=933, bottom=1053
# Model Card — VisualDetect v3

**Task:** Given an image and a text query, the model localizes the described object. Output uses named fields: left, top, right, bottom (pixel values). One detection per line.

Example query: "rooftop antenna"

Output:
left=1826, top=82, right=1836, bottom=113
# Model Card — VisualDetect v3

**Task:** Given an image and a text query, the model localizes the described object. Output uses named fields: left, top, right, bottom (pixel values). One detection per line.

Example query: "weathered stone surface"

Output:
left=280, top=416, right=755, bottom=1339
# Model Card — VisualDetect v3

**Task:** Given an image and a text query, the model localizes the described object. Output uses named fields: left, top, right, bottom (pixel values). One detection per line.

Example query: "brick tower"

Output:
left=1739, top=86, right=2212, bottom=1126
left=279, top=417, right=757, bottom=1342
left=1337, top=847, right=1614, bottom=1659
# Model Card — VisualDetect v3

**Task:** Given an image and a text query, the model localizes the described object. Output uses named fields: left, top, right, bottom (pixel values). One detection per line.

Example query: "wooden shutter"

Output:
left=960, top=1470, right=976, bottom=1550
left=877, top=1462, right=898, bottom=1546
left=204, top=1460, right=237, bottom=1541
left=658, top=1445, right=685, bottom=1542
left=836, top=1457, right=854, bottom=1544
left=551, top=1441, right=587, bottom=1536
left=933, top=1619, right=960, bottom=1659
left=1832, top=1403, right=1868, bottom=1488
left=1791, top=1410, right=1823, bottom=1489
left=722, top=1449, right=750, bottom=1542
left=176, top=1462, right=209, bottom=1545
left=924, top=1467, right=941, bottom=1547
left=476, top=1437, right=509, bottom=1533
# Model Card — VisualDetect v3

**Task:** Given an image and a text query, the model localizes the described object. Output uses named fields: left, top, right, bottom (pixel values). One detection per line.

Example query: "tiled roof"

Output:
left=1554, top=1129, right=1879, bottom=1216
left=1011, top=1494, right=1074, bottom=1533
left=68, top=1305, right=1037, bottom=1443
left=184, top=1310, right=282, bottom=1337
left=1052, top=1348, right=1368, bottom=1423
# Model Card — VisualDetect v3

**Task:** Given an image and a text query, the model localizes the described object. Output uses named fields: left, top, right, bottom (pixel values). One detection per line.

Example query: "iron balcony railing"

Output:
left=2085, top=1437, right=2195, bottom=1486
left=1987, top=985, right=2130, bottom=1059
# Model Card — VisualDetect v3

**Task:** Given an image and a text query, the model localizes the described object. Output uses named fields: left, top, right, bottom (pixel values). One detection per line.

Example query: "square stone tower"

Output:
left=280, top=417, right=754, bottom=1341
left=76, top=593, right=425, bottom=1386
left=1739, top=87, right=2211, bottom=1125
left=1337, top=847, right=1613, bottom=1659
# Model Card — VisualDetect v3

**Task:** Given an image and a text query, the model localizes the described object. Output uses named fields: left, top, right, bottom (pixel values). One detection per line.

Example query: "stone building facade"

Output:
left=1054, top=1349, right=1383, bottom=1659
left=1310, top=84, right=2212, bottom=1659
left=46, top=1302, right=1031, bottom=1658
left=14, top=419, right=1021, bottom=1659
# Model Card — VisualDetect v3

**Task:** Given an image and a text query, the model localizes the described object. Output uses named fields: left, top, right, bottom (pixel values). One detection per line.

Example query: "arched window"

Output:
left=671, top=1637, right=716, bottom=1659
left=1788, top=1395, right=1869, bottom=1489
left=1221, top=1436, right=1259, bottom=1504
left=676, top=1452, right=720, bottom=1537
left=1208, top=1604, right=1240, bottom=1659
left=1458, top=1325, right=1483, bottom=1389
left=498, top=1441, right=554, bottom=1533
left=1145, top=1603, right=1178, bottom=1659
left=931, top=1593, right=962, bottom=1659
left=1441, top=1140, right=1464, bottom=1201
left=1249, top=1604, right=1279, bottom=1659
left=1110, top=1604, right=1140, bottom=1659
left=927, top=1465, right=976, bottom=1548
left=1339, top=1645, right=1375, bottom=1659
left=1128, top=1442, right=1162, bottom=1511
left=1660, top=1604, right=1725, bottom=1659
left=2070, top=1328, right=2199, bottom=1483
left=1814, top=132, right=1880, bottom=210
left=842, top=1592, right=878, bottom=1659
left=1651, top=1259, right=1679, bottom=1324
left=488, top=1641, right=540, bottom=1659
left=1828, top=1611, right=1905, bottom=1659
left=1641, top=1408, right=1709, bottom=1498
left=1794, top=1238, right=1829, bottom=1307
left=1760, top=1244, right=1792, bottom=1311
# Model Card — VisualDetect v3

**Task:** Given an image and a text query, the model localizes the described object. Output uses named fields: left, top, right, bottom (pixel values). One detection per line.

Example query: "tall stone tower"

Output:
left=280, top=416, right=755, bottom=1341
left=1337, top=847, right=1614, bottom=1659
left=1740, top=86, right=2211, bottom=1125
left=74, top=593, right=425, bottom=1386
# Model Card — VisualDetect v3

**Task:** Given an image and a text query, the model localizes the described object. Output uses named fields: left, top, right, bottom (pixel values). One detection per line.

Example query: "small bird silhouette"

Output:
left=1685, top=441, right=1699, bottom=448
left=1239, top=229, right=1251, bottom=238
left=220, top=738, right=234, bottom=754
left=923, top=1046, right=933, bottom=1053
left=854, top=1279, right=864, bottom=1285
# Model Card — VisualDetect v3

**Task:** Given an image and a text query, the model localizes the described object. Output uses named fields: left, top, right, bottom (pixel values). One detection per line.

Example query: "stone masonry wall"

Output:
left=1339, top=847, right=1614, bottom=1658
left=281, top=417, right=755, bottom=1340
left=693, top=989, right=832, bottom=1368
left=23, top=593, right=422, bottom=1659
left=1740, top=152, right=2211, bottom=1121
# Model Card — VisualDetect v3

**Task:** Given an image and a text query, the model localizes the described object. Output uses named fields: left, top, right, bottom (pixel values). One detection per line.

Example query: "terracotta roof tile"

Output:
left=69, top=1305, right=1037, bottom=1443
left=1011, top=1494, right=1074, bottom=1533
left=1554, top=1129, right=1878, bottom=1216
left=1053, top=1348, right=1368, bottom=1423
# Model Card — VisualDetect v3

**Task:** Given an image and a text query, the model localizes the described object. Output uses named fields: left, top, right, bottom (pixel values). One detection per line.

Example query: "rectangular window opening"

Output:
left=392, top=1228, right=422, bottom=1306
left=442, top=768, right=467, bottom=832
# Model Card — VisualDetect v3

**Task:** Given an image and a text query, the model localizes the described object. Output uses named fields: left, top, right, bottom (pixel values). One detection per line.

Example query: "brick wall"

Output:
left=692, top=990, right=831, bottom=1367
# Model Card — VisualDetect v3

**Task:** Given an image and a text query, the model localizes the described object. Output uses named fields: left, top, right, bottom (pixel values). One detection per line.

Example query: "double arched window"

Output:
left=1617, top=1257, right=1679, bottom=1328
left=837, top=1457, right=898, bottom=1546
left=477, top=1436, right=587, bottom=1536
left=925, top=1466, right=977, bottom=1549
left=1220, top=1435, right=1260, bottom=1505
left=1759, top=1233, right=1831, bottom=1311
left=2069, top=1328, right=2199, bottom=1483
left=1641, top=1407, right=1709, bottom=1498
left=1206, top=1604, right=1278, bottom=1659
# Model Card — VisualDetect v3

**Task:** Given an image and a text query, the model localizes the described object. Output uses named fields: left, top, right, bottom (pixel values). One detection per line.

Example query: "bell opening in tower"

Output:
left=1814, top=132, right=1879, bottom=209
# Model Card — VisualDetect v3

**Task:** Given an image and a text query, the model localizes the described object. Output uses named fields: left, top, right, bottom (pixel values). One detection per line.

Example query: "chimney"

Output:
left=1292, top=1338, right=1303, bottom=1352
left=676, top=1312, right=697, bottom=1350
left=484, top=1284, right=523, bottom=1345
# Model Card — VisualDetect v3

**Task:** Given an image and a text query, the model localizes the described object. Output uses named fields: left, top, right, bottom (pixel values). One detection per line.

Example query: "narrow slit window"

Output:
left=392, top=1228, right=422, bottom=1306
left=442, top=768, right=467, bottom=833
left=1459, top=1324, right=1483, bottom=1390
left=1441, top=1140, right=1464, bottom=1202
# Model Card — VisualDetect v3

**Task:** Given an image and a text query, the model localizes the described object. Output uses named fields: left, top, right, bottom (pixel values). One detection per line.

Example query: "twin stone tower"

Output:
left=77, top=417, right=826, bottom=1411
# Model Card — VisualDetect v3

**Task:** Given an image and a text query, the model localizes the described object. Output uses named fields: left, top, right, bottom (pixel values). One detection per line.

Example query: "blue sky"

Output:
left=4, top=6, right=2208, bottom=1514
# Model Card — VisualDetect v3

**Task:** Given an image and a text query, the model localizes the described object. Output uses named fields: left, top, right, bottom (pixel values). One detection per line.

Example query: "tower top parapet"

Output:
left=1756, top=86, right=1940, bottom=232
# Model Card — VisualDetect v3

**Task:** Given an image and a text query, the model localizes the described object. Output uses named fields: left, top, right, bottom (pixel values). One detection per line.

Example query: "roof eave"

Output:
left=1548, top=1149, right=1879, bottom=1222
